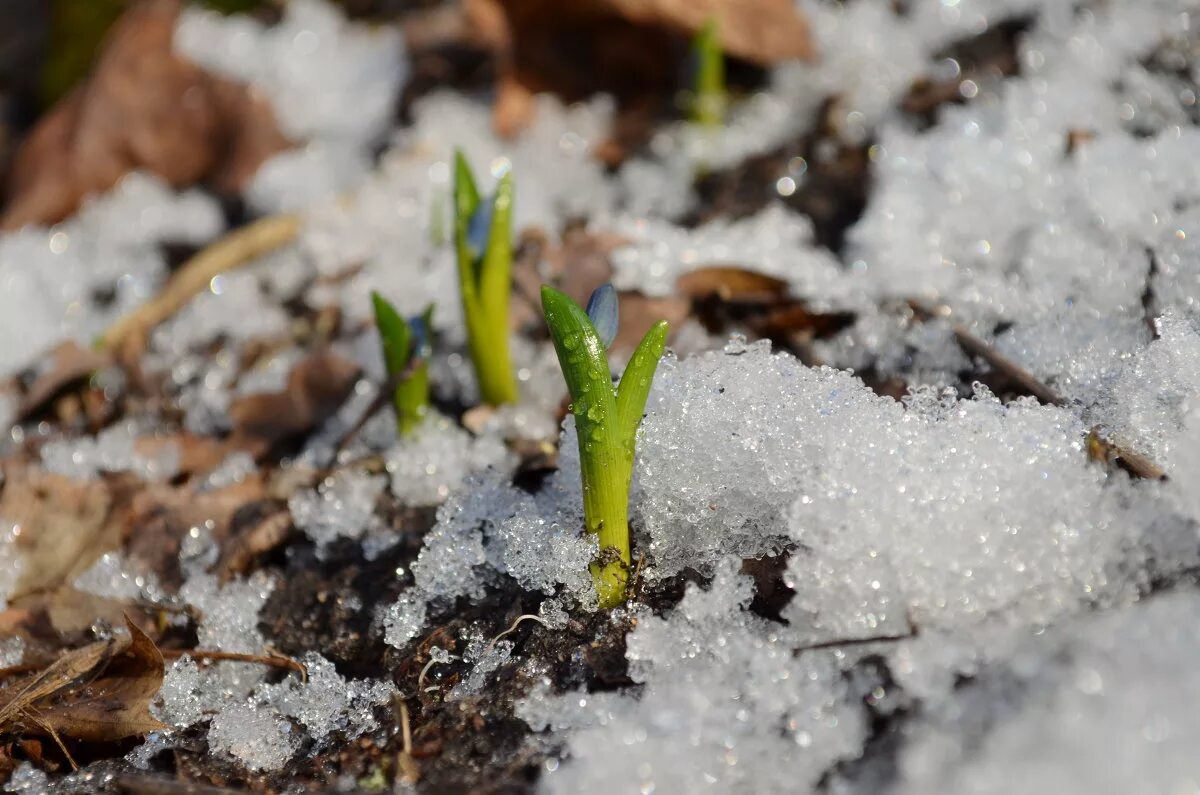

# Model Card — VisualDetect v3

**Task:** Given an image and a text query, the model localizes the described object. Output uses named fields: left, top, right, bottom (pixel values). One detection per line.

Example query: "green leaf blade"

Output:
left=371, top=291, right=412, bottom=378
left=615, top=320, right=669, bottom=445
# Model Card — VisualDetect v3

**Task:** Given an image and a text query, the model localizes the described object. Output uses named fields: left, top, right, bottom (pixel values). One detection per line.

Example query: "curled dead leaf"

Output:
left=610, top=291, right=691, bottom=353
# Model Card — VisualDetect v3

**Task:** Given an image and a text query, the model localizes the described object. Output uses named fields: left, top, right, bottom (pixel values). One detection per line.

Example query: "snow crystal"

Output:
left=4, top=764, right=50, bottom=794
left=40, top=420, right=180, bottom=482
left=207, top=703, right=297, bottom=772
left=531, top=560, right=866, bottom=794
left=151, top=270, right=289, bottom=355
left=634, top=341, right=1148, bottom=635
left=175, top=0, right=405, bottom=147
left=257, top=652, right=394, bottom=744
left=201, top=451, right=258, bottom=491
left=385, top=414, right=513, bottom=506
left=0, top=173, right=222, bottom=376
left=382, top=591, right=428, bottom=649
left=0, top=636, right=24, bottom=667
left=180, top=570, right=275, bottom=655
left=401, top=92, right=616, bottom=234
left=156, top=655, right=209, bottom=729
left=448, top=632, right=513, bottom=700
left=74, top=552, right=166, bottom=604
left=896, top=590, right=1200, bottom=795
left=1092, top=313, right=1200, bottom=468
left=0, top=524, right=24, bottom=611
left=289, top=469, right=387, bottom=555
left=245, top=141, right=373, bottom=215
left=607, top=204, right=851, bottom=307
left=994, top=311, right=1151, bottom=407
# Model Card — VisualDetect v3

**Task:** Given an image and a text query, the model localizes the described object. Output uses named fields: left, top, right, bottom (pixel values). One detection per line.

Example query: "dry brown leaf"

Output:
left=0, top=617, right=167, bottom=744
left=3, top=469, right=120, bottom=599
left=467, top=0, right=814, bottom=136
left=16, top=342, right=113, bottom=423
left=2, top=0, right=291, bottom=230
left=228, top=350, right=361, bottom=456
left=676, top=266, right=789, bottom=302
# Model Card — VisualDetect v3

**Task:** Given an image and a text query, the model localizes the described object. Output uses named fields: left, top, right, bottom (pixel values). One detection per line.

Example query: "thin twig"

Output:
left=792, top=624, right=918, bottom=657
left=927, top=305, right=1167, bottom=480
left=331, top=366, right=412, bottom=455
left=160, top=648, right=307, bottom=680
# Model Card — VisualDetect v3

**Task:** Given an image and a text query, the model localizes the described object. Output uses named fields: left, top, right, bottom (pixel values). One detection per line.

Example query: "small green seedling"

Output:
left=541, top=283, right=669, bottom=608
left=453, top=150, right=518, bottom=406
left=372, top=291, right=434, bottom=436
left=690, top=18, right=727, bottom=127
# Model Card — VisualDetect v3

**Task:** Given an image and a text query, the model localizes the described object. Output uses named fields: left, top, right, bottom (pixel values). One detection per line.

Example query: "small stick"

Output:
left=113, top=774, right=246, bottom=794
left=928, top=306, right=1167, bottom=480
left=951, top=324, right=1065, bottom=406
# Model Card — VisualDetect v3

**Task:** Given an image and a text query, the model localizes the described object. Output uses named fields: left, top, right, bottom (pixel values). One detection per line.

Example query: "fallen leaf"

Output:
left=3, top=469, right=120, bottom=599
left=675, top=266, right=788, bottom=302
left=16, top=342, right=113, bottom=423
left=0, top=617, right=167, bottom=745
left=2, top=0, right=291, bottom=230
left=228, top=350, right=360, bottom=456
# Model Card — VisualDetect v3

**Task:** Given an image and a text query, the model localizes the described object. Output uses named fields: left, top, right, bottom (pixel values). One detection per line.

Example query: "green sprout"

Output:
left=690, top=18, right=727, bottom=127
left=453, top=150, right=518, bottom=406
left=541, top=283, right=669, bottom=608
left=372, top=291, right=434, bottom=436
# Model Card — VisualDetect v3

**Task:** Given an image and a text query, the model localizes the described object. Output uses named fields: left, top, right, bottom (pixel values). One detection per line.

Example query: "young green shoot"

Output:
left=690, top=18, right=727, bottom=127
left=453, top=150, right=518, bottom=406
left=372, top=291, right=434, bottom=436
left=541, top=283, right=669, bottom=608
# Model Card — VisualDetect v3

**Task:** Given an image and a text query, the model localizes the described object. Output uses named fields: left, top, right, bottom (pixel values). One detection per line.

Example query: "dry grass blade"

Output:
left=0, top=636, right=123, bottom=730
left=99, top=213, right=299, bottom=355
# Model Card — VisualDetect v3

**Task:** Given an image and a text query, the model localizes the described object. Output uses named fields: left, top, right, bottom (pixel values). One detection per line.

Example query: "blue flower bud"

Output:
left=465, top=198, right=494, bottom=263
left=585, top=283, right=619, bottom=349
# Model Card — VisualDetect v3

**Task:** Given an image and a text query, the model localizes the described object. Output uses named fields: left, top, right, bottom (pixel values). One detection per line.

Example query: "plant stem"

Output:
left=541, top=286, right=668, bottom=607
left=691, top=18, right=726, bottom=127
left=454, top=152, right=518, bottom=406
